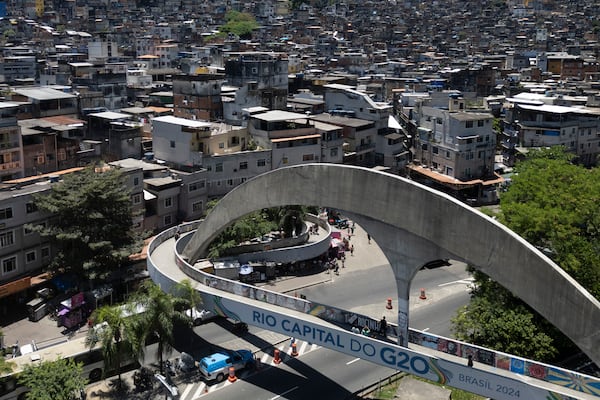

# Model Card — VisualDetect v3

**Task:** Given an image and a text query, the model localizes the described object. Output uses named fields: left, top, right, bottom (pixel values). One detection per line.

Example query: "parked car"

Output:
left=185, top=307, right=217, bottom=326
left=198, top=350, right=254, bottom=382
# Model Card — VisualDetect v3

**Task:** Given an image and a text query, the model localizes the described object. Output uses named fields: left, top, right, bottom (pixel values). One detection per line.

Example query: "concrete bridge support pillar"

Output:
left=348, top=214, right=458, bottom=347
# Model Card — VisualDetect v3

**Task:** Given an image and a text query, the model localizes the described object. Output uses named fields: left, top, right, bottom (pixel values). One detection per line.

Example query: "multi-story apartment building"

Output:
left=224, top=52, right=288, bottom=114
left=310, top=113, right=376, bottom=166
left=0, top=55, right=37, bottom=84
left=71, top=63, right=128, bottom=111
left=0, top=102, right=24, bottom=181
left=10, top=87, right=78, bottom=119
left=502, top=100, right=600, bottom=167
left=409, top=95, right=498, bottom=203
left=248, top=110, right=322, bottom=169
left=321, top=84, right=409, bottom=168
left=172, top=74, right=225, bottom=122
left=86, top=111, right=144, bottom=161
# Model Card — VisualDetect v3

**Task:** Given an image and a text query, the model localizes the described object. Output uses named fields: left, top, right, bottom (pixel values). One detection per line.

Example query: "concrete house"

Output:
left=248, top=110, right=321, bottom=169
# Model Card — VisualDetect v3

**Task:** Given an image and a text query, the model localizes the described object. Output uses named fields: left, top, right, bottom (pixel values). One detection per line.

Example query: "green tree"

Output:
left=500, top=147, right=600, bottom=297
left=452, top=147, right=600, bottom=361
left=0, top=329, right=14, bottom=374
left=207, top=209, right=279, bottom=258
left=451, top=269, right=559, bottom=361
left=171, top=279, right=202, bottom=324
left=18, top=357, right=87, bottom=400
left=85, top=304, right=138, bottom=387
left=218, top=11, right=258, bottom=39
left=130, top=281, right=189, bottom=374
left=29, top=166, right=142, bottom=281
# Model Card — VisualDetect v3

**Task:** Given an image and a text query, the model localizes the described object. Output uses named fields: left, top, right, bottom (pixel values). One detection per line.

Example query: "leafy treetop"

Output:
left=30, top=166, right=142, bottom=282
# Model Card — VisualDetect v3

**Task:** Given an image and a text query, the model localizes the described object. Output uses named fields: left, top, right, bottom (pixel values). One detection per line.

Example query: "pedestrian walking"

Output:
left=341, top=259, right=345, bottom=268
left=367, top=233, right=371, bottom=244
left=334, top=261, right=340, bottom=275
left=467, top=355, right=474, bottom=367
left=351, top=226, right=355, bottom=235
left=350, top=244, right=354, bottom=256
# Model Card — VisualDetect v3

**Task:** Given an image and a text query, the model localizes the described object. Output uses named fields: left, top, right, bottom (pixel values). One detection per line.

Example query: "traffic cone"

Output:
left=273, top=348, right=281, bottom=364
left=419, top=288, right=427, bottom=299
left=386, top=298, right=393, bottom=309
left=291, top=342, right=298, bottom=357
left=228, top=366, right=237, bottom=382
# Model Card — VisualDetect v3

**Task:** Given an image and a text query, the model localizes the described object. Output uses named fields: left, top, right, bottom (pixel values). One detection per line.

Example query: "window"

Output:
left=466, top=121, right=473, bottom=128
left=41, top=247, right=50, bottom=259
left=302, top=154, right=315, bottom=161
left=257, top=159, right=266, bottom=167
left=282, top=157, right=288, bottom=164
left=227, top=179, right=234, bottom=186
left=26, top=202, right=37, bottom=213
left=0, top=231, right=14, bottom=247
left=432, top=147, right=439, bottom=154
left=0, top=207, right=13, bottom=220
left=239, top=162, right=248, bottom=170
left=192, top=201, right=203, bottom=213
left=330, top=148, right=338, bottom=157
left=24, top=226, right=33, bottom=235
left=170, top=140, right=175, bottom=148
left=188, top=180, right=205, bottom=192
left=26, top=251, right=36, bottom=264
left=219, top=142, right=225, bottom=149
left=134, top=177, right=140, bottom=186
left=132, top=194, right=142, bottom=205
left=164, top=215, right=172, bottom=225
left=2, top=257, right=16, bottom=274
left=215, top=163, right=223, bottom=172
left=477, top=120, right=484, bottom=127
left=436, top=118, right=442, bottom=125
left=422, top=144, right=428, bottom=151
left=165, top=197, right=172, bottom=208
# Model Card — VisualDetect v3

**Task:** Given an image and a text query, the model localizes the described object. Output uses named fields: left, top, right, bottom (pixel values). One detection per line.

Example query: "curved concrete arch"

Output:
left=183, top=163, right=600, bottom=365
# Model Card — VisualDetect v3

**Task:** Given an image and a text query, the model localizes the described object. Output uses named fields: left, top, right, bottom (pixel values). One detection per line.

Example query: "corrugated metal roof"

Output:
left=13, top=87, right=77, bottom=100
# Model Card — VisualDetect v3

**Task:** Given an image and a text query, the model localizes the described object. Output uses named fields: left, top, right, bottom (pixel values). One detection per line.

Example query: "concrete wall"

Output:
left=182, top=163, right=600, bottom=366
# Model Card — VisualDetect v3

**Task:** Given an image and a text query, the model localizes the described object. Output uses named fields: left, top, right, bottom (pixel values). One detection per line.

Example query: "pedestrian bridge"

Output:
left=148, top=164, right=600, bottom=400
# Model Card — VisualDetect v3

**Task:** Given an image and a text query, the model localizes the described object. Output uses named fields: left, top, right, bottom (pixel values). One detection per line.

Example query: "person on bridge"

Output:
left=379, top=316, right=387, bottom=336
left=361, top=325, right=370, bottom=336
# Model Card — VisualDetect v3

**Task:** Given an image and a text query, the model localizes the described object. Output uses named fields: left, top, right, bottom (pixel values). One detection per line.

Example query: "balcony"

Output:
left=354, top=142, right=376, bottom=153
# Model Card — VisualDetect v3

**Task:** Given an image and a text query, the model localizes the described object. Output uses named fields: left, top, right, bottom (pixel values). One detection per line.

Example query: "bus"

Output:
left=0, top=336, right=138, bottom=400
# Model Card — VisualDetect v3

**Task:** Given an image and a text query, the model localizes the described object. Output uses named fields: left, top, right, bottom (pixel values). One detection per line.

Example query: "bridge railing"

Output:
left=147, top=221, right=600, bottom=397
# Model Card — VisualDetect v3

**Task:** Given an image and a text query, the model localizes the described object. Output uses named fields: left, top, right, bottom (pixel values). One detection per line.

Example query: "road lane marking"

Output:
left=299, top=341, right=308, bottom=354
left=191, top=382, right=206, bottom=399
left=346, top=357, right=361, bottom=365
left=261, top=353, right=270, bottom=364
left=422, top=327, right=430, bottom=332
left=180, top=383, right=193, bottom=400
left=270, top=385, right=299, bottom=399
left=438, top=278, right=474, bottom=287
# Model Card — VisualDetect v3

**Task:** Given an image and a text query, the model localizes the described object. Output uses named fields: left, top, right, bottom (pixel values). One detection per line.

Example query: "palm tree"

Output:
left=85, top=304, right=136, bottom=387
left=131, top=281, right=189, bottom=374
left=171, top=279, right=202, bottom=325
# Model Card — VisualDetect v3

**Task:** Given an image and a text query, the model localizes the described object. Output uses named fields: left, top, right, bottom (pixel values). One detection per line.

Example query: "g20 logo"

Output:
left=380, top=347, right=430, bottom=374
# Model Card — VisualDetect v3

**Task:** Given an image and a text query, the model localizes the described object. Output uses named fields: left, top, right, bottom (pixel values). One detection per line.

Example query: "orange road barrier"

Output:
left=420, top=288, right=427, bottom=300
left=273, top=348, right=282, bottom=364
left=228, top=366, right=237, bottom=382
left=386, top=298, right=393, bottom=309
left=291, top=342, right=298, bottom=357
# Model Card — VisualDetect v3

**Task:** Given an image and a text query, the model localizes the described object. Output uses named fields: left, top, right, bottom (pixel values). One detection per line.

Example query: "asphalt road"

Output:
left=299, top=261, right=472, bottom=337
left=198, top=345, right=396, bottom=400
